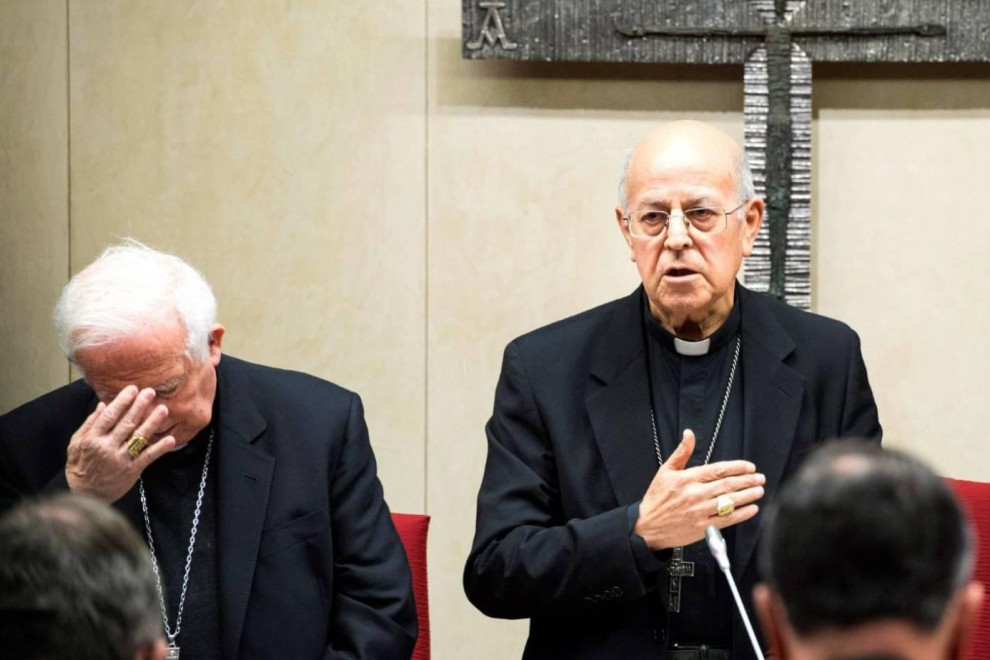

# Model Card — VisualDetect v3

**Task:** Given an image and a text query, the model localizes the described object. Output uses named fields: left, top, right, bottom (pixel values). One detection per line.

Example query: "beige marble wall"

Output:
left=814, top=107, right=990, bottom=481
left=5, top=2, right=990, bottom=659
left=0, top=0, right=69, bottom=412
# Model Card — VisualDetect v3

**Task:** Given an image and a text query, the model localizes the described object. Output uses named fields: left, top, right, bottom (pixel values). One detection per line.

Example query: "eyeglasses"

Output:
left=623, top=201, right=748, bottom=239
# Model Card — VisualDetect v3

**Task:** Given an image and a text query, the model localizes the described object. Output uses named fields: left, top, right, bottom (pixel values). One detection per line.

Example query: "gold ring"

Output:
left=126, top=433, right=148, bottom=458
left=716, top=494, right=735, bottom=517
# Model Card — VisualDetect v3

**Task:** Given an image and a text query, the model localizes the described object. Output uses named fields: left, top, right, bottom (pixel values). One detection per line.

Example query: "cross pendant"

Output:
left=165, top=645, right=180, bottom=660
left=667, top=546, right=695, bottom=613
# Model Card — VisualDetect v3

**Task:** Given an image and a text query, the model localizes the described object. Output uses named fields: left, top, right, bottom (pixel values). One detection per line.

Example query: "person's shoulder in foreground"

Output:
left=755, top=440, right=983, bottom=660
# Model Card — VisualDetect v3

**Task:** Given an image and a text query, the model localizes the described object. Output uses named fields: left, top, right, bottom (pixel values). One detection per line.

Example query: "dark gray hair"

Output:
left=0, top=494, right=163, bottom=660
left=759, top=441, right=973, bottom=635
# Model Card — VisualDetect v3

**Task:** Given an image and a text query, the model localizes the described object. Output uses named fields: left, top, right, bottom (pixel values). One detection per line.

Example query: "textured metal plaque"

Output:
left=463, top=0, right=990, bottom=307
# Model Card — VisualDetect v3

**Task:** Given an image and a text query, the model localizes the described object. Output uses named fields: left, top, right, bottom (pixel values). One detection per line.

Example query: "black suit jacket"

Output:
left=0, top=355, right=417, bottom=660
left=464, top=285, right=881, bottom=659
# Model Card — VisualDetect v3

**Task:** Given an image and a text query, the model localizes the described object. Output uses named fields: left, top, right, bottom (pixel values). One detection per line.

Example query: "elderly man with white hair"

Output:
left=0, top=241, right=417, bottom=660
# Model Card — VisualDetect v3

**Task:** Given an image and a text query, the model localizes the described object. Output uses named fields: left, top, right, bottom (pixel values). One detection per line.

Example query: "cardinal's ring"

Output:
left=126, top=433, right=149, bottom=458
left=716, top=494, right=735, bottom=517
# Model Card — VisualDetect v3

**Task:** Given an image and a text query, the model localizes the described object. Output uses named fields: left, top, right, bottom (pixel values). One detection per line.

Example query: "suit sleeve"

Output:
left=839, top=331, right=882, bottom=444
left=463, top=342, right=660, bottom=619
left=325, top=394, right=417, bottom=659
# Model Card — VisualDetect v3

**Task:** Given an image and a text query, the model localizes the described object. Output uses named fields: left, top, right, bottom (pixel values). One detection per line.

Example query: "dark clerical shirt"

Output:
left=643, top=291, right=744, bottom=650
left=141, top=424, right=222, bottom=660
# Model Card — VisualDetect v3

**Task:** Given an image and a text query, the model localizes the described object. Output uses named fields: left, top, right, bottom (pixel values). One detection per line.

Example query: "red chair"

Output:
left=392, top=513, right=431, bottom=660
left=946, top=478, right=990, bottom=659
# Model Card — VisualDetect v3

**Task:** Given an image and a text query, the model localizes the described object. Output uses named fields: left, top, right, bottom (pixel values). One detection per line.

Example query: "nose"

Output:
left=663, top=212, right=693, bottom=251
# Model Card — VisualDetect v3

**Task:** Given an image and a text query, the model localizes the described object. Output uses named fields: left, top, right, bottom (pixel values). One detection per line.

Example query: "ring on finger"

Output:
left=715, top=494, right=735, bottom=517
left=126, top=433, right=149, bottom=458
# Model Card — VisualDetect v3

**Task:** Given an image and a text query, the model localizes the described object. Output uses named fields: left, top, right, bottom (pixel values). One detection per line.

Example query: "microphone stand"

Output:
left=705, top=525, right=766, bottom=660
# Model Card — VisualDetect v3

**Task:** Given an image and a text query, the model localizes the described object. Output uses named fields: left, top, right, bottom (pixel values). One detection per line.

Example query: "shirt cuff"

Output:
left=627, top=501, right=671, bottom=580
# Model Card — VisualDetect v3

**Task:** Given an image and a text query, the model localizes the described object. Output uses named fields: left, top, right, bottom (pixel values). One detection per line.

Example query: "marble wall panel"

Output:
left=815, top=108, right=990, bottom=481
left=0, top=0, right=69, bottom=413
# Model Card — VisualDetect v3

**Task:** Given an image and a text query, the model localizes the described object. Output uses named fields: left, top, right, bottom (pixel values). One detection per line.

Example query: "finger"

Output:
left=661, top=428, right=696, bottom=472
left=696, top=459, right=757, bottom=482
left=731, top=485, right=765, bottom=507
left=77, top=402, right=107, bottom=436
left=110, top=388, right=159, bottom=443
left=132, top=405, right=170, bottom=443
left=711, top=503, right=759, bottom=528
left=707, top=472, right=766, bottom=497
left=134, top=435, right=176, bottom=470
left=117, top=404, right=170, bottom=458
left=709, top=486, right=764, bottom=517
left=90, top=386, right=139, bottom=434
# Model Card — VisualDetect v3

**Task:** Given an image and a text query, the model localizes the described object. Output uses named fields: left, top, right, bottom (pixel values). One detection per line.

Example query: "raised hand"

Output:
left=65, top=385, right=176, bottom=503
left=634, top=429, right=765, bottom=550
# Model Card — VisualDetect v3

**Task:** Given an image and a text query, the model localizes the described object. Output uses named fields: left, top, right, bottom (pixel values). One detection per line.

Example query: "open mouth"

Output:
left=665, top=268, right=698, bottom=278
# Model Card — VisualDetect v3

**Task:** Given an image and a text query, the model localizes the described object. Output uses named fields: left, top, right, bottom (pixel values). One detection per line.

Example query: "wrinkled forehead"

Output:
left=76, top=326, right=189, bottom=393
left=627, top=133, right=739, bottom=205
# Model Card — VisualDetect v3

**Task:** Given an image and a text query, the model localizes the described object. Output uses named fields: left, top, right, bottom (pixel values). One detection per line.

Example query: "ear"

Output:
left=949, top=582, right=985, bottom=660
left=753, top=584, right=789, bottom=660
left=208, top=324, right=225, bottom=366
left=740, top=197, right=765, bottom=257
left=615, top=207, right=635, bottom=262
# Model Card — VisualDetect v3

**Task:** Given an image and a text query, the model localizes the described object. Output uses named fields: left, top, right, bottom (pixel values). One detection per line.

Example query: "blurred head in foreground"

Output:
left=755, top=441, right=983, bottom=660
left=0, top=493, right=166, bottom=660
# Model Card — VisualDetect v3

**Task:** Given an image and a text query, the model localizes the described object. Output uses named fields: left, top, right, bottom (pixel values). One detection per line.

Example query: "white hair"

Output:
left=617, top=145, right=757, bottom=210
left=53, top=240, right=217, bottom=364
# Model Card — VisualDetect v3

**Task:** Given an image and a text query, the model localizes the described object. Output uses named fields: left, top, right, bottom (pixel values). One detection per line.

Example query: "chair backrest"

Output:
left=392, top=512, right=431, bottom=660
left=945, top=478, right=990, bottom=659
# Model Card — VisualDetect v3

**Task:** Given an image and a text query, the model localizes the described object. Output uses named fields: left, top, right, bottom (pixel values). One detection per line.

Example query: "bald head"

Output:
left=618, top=121, right=755, bottom=210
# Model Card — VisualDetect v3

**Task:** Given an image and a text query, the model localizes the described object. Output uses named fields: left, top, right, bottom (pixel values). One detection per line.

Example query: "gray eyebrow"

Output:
left=152, top=376, right=184, bottom=394
left=89, top=375, right=185, bottom=402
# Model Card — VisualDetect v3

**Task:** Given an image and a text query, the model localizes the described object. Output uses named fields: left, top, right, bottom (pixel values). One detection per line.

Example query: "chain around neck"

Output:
left=649, top=335, right=741, bottom=467
left=139, top=428, right=215, bottom=648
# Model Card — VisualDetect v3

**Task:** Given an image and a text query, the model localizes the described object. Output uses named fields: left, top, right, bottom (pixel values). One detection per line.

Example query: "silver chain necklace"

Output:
left=648, top=335, right=740, bottom=614
left=139, top=428, right=214, bottom=660
left=650, top=335, right=740, bottom=467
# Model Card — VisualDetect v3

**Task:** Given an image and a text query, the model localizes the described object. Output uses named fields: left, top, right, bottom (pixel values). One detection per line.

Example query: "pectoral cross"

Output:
left=667, top=546, right=695, bottom=613
left=463, top=0, right=990, bottom=309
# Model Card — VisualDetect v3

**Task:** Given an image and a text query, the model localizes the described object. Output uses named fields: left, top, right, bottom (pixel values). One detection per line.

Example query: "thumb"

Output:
left=662, top=429, right=696, bottom=471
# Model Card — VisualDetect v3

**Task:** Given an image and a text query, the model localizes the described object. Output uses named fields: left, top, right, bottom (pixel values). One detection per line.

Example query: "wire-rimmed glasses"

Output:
left=623, top=201, right=748, bottom=239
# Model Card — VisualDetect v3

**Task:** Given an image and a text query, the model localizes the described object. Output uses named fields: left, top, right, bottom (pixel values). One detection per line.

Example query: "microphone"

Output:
left=705, top=526, right=765, bottom=660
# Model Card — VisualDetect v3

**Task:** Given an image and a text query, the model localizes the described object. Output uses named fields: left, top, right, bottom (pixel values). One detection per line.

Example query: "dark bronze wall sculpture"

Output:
left=462, top=0, right=990, bottom=308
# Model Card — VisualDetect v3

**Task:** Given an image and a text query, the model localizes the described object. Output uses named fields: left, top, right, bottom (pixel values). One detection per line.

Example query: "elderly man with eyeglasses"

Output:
left=464, top=120, right=882, bottom=660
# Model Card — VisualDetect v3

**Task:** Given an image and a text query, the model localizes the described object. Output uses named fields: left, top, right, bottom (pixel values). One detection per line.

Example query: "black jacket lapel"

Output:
left=734, top=288, right=804, bottom=576
left=586, top=289, right=659, bottom=505
left=213, top=358, right=276, bottom=660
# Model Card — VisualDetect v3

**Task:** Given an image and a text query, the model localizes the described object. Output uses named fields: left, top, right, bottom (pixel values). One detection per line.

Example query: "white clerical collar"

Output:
left=673, top=337, right=711, bottom=356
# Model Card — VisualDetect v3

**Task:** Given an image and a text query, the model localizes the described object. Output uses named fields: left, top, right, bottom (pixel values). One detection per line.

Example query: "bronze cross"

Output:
left=463, top=0, right=990, bottom=309
left=667, top=546, right=695, bottom=613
